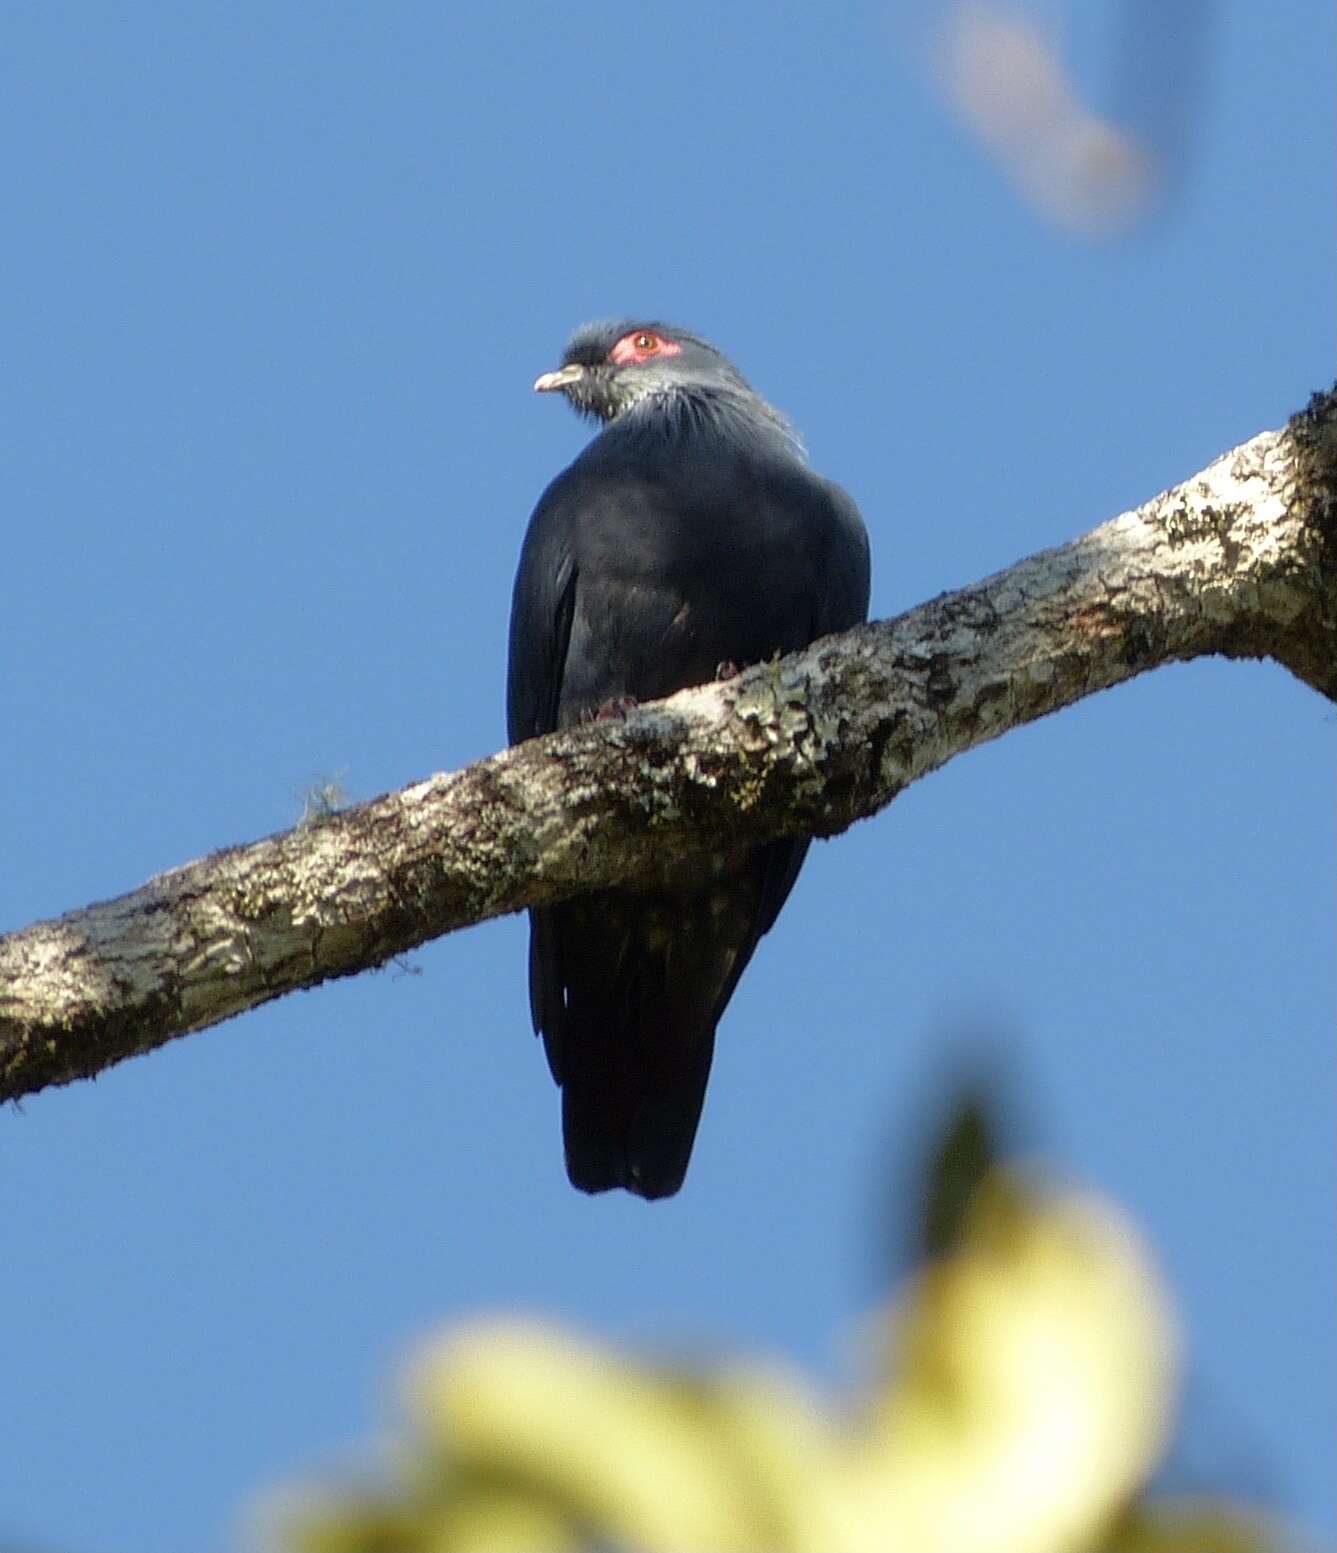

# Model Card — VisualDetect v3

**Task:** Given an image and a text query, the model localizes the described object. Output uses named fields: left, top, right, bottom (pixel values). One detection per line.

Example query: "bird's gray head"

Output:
left=534, top=320, right=795, bottom=445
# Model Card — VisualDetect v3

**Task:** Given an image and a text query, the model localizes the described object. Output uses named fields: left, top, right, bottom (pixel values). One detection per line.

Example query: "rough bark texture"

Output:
left=2, top=391, right=1334, bottom=1104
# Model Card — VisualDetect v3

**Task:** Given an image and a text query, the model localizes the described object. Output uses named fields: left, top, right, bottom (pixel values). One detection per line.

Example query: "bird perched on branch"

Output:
left=508, top=321, right=870, bottom=1199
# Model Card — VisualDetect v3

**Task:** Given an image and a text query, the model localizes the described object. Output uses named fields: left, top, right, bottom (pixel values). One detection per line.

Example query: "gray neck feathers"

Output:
left=612, top=380, right=805, bottom=460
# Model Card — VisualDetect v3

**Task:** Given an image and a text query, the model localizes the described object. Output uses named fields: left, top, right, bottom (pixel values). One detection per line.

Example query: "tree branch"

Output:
left=3, top=390, right=1334, bottom=1104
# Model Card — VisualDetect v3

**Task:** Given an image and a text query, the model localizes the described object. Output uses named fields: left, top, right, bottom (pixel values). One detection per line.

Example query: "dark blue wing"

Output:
left=506, top=476, right=578, bottom=746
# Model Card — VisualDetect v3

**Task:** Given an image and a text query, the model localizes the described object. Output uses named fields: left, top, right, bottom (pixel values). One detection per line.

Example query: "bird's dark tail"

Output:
left=561, top=1017, right=716, bottom=1199
left=530, top=841, right=808, bottom=1200
left=558, top=929, right=724, bottom=1199
left=533, top=895, right=747, bottom=1199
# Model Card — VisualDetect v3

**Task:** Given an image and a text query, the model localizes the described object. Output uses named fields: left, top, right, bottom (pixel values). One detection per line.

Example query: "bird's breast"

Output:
left=550, top=447, right=835, bottom=723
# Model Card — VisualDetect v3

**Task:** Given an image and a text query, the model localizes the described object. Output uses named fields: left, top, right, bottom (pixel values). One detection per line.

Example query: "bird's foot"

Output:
left=584, top=695, right=640, bottom=723
left=715, top=660, right=741, bottom=682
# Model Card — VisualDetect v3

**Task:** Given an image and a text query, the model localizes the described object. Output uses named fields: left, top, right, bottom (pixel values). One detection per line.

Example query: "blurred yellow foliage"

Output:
left=274, top=1170, right=1284, bottom=1553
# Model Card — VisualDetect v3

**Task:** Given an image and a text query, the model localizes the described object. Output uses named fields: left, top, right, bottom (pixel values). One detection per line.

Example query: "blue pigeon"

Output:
left=509, top=321, right=870, bottom=1197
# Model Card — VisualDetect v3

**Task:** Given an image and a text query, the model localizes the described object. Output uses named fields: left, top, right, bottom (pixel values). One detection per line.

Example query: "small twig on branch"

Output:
left=2, top=390, right=1334, bottom=1104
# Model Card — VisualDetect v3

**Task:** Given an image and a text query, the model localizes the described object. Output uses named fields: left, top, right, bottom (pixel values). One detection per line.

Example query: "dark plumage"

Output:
left=508, top=320, right=870, bottom=1199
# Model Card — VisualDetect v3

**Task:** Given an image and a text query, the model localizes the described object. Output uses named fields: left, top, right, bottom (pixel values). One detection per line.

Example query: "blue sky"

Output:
left=2, top=3, right=1332, bottom=1548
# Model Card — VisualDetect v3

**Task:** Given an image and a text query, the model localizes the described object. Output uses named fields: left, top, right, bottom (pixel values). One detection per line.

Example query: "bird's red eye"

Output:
left=609, top=330, right=682, bottom=366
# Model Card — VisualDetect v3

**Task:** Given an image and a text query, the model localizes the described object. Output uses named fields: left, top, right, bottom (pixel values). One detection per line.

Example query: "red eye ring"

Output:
left=609, top=330, right=682, bottom=366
